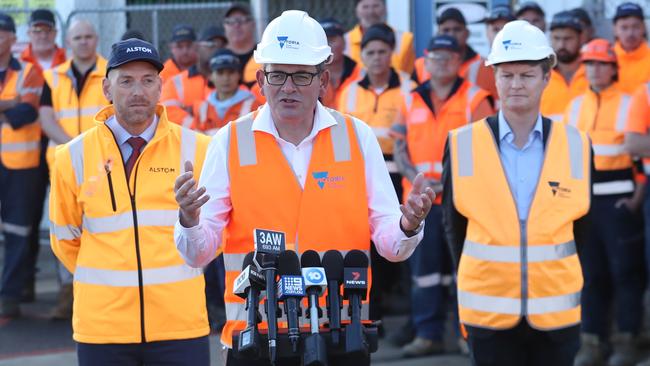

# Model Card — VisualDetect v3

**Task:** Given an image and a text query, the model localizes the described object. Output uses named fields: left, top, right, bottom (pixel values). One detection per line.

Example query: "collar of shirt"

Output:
left=252, top=101, right=336, bottom=145
left=105, top=113, right=159, bottom=147
left=498, top=109, right=543, bottom=149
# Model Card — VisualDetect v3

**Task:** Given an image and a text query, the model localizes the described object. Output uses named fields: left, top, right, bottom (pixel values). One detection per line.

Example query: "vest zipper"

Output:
left=106, top=169, right=117, bottom=212
left=520, top=219, right=528, bottom=317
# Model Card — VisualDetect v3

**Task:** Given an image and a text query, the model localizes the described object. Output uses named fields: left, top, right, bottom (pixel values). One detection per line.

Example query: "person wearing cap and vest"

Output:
left=566, top=38, right=645, bottom=366
left=174, top=10, right=433, bottom=366
left=0, top=12, right=45, bottom=318
left=484, top=4, right=516, bottom=49
left=443, top=20, right=592, bottom=365
left=320, top=17, right=363, bottom=109
left=224, top=4, right=259, bottom=86
left=161, top=26, right=224, bottom=128
left=159, top=24, right=198, bottom=83
left=415, top=7, right=497, bottom=100
left=612, top=2, right=650, bottom=94
left=38, top=19, right=109, bottom=320
left=192, top=49, right=261, bottom=135
left=540, top=11, right=589, bottom=122
left=345, top=0, right=415, bottom=75
left=49, top=38, right=211, bottom=365
left=515, top=1, right=546, bottom=32
left=392, top=34, right=493, bottom=358
left=571, top=8, right=596, bottom=45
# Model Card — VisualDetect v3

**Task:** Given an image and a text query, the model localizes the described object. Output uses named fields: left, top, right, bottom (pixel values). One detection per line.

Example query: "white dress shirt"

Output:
left=174, top=102, right=423, bottom=267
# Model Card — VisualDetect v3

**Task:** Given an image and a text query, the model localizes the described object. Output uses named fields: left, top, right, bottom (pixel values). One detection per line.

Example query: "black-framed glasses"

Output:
left=263, top=71, right=320, bottom=86
left=224, top=16, right=253, bottom=26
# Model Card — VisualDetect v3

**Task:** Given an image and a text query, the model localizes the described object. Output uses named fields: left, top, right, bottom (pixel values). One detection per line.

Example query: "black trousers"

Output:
left=466, top=321, right=579, bottom=366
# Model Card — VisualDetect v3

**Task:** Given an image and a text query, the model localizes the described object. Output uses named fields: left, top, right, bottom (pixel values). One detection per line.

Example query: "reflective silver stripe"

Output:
left=162, top=99, right=184, bottom=107
left=372, top=126, right=390, bottom=139
left=463, top=240, right=576, bottom=263
left=82, top=209, right=178, bottom=234
left=343, top=32, right=351, bottom=55
left=2, top=222, right=31, bottom=237
left=236, top=116, right=257, bottom=166
left=565, top=124, right=584, bottom=180
left=68, top=134, right=85, bottom=186
left=74, top=264, right=203, bottom=287
left=14, top=67, right=25, bottom=93
left=385, top=160, right=398, bottom=173
left=593, top=180, right=635, bottom=195
left=456, top=125, right=473, bottom=177
left=459, top=290, right=580, bottom=316
left=180, top=127, right=197, bottom=172
left=466, top=59, right=480, bottom=84
left=567, top=96, right=583, bottom=128
left=329, top=111, right=352, bottom=162
left=592, top=143, right=625, bottom=157
left=1, top=141, right=40, bottom=152
left=615, top=95, right=631, bottom=132
left=346, top=82, right=358, bottom=113
left=527, top=291, right=581, bottom=315
left=199, top=102, right=208, bottom=125
left=394, top=29, right=404, bottom=55
left=239, top=98, right=255, bottom=117
left=466, top=86, right=481, bottom=121
left=226, top=302, right=248, bottom=322
left=547, top=114, right=564, bottom=122
left=398, top=72, right=412, bottom=109
left=173, top=74, right=184, bottom=101
left=51, top=70, right=59, bottom=88
left=50, top=222, right=81, bottom=241
left=416, top=162, right=431, bottom=173
left=20, top=86, right=42, bottom=96
left=434, top=162, right=443, bottom=173
left=205, top=128, right=220, bottom=136
left=56, top=106, right=103, bottom=120
left=413, top=273, right=453, bottom=287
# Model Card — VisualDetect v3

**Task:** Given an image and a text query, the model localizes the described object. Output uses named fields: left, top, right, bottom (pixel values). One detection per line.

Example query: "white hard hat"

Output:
left=485, top=20, right=556, bottom=67
left=254, top=10, right=332, bottom=66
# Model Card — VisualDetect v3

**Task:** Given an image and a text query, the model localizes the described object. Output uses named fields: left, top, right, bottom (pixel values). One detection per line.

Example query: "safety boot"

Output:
left=608, top=333, right=638, bottom=366
left=574, top=333, right=605, bottom=366
left=50, top=284, right=73, bottom=320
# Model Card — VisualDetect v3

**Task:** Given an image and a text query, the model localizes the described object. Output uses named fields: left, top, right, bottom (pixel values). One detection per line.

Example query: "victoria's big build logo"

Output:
left=277, top=36, right=300, bottom=50
left=312, top=171, right=345, bottom=189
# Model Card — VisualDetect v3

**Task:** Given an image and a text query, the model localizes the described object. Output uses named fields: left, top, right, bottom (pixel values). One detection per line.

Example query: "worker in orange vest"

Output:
left=159, top=24, right=198, bottom=83
left=443, top=20, right=592, bottom=365
left=540, top=11, right=589, bottom=121
left=393, top=34, right=493, bottom=358
left=320, top=17, right=362, bottom=109
left=224, top=4, right=259, bottom=87
left=612, top=2, right=650, bottom=94
left=174, top=10, right=434, bottom=366
left=565, top=39, right=645, bottom=366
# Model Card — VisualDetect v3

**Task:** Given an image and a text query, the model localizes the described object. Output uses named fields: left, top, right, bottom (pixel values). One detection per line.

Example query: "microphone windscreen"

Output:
left=344, top=249, right=368, bottom=268
left=242, top=252, right=255, bottom=270
left=278, top=250, right=301, bottom=276
left=300, top=250, right=321, bottom=268
left=322, top=250, right=344, bottom=281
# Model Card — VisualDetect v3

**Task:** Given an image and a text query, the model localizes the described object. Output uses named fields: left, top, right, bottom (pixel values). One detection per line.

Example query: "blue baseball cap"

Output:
left=614, top=2, right=644, bottom=22
left=484, top=5, right=515, bottom=23
left=0, top=12, right=15, bottom=33
left=320, top=17, right=345, bottom=37
left=550, top=11, right=583, bottom=32
left=170, top=24, right=196, bottom=42
left=106, top=38, right=164, bottom=76
left=209, top=49, right=241, bottom=71
left=426, top=35, right=461, bottom=53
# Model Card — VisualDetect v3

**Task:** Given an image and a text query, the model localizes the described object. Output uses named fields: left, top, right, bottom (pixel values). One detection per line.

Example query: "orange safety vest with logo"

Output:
left=191, top=93, right=261, bottom=135
left=337, top=68, right=414, bottom=161
left=49, top=104, right=211, bottom=343
left=159, top=58, right=183, bottom=84
left=322, top=56, right=363, bottom=109
left=161, top=66, right=214, bottom=128
left=449, top=119, right=590, bottom=330
left=403, top=79, right=490, bottom=203
left=221, top=108, right=371, bottom=347
left=565, top=85, right=634, bottom=195
left=0, top=58, right=44, bottom=169
left=626, top=82, right=650, bottom=174
left=43, top=56, right=109, bottom=169
left=344, top=24, right=415, bottom=74
left=614, top=41, right=650, bottom=94
left=540, top=66, right=588, bottom=121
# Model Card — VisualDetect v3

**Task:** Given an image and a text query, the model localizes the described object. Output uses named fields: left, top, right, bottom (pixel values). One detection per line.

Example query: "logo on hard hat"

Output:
left=277, top=36, right=300, bottom=50
left=502, top=40, right=523, bottom=51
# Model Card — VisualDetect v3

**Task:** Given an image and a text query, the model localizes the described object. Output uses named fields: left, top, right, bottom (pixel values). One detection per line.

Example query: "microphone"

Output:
left=234, top=252, right=265, bottom=357
left=343, top=250, right=369, bottom=357
left=301, top=250, right=328, bottom=366
left=276, top=250, right=305, bottom=353
left=322, top=250, right=344, bottom=346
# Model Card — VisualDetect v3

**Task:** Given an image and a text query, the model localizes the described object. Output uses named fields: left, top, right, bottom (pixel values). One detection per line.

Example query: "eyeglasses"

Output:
left=263, top=70, right=320, bottom=86
left=224, top=16, right=253, bottom=26
left=426, top=52, right=455, bottom=62
left=29, top=26, right=54, bottom=35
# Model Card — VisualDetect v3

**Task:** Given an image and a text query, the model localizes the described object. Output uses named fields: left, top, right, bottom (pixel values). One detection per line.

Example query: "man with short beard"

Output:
left=540, top=11, right=588, bottom=121
left=613, top=2, right=650, bottom=93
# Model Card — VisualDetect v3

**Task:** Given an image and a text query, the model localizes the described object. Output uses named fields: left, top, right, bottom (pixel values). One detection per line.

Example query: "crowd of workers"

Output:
left=3, top=0, right=650, bottom=365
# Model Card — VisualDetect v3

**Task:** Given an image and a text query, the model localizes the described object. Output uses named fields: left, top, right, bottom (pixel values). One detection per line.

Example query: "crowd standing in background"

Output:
left=4, top=1, right=650, bottom=365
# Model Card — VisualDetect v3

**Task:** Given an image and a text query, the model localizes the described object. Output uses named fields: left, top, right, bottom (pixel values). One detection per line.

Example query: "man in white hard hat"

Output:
left=442, top=20, right=593, bottom=365
left=173, top=10, right=434, bottom=366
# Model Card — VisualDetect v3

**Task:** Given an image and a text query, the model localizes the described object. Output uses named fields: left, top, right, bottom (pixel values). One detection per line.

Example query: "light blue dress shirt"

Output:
left=105, top=115, right=158, bottom=163
left=498, top=110, right=544, bottom=220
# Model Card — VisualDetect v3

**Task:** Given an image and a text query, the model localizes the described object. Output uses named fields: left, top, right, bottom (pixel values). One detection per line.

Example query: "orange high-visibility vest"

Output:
left=192, top=94, right=261, bottom=135
left=221, top=108, right=371, bottom=347
left=161, top=67, right=213, bottom=127
left=414, top=53, right=497, bottom=99
left=541, top=66, right=589, bottom=121
left=614, top=41, right=650, bottom=94
left=20, top=44, right=66, bottom=72
left=322, top=57, right=363, bottom=109
left=403, top=79, right=491, bottom=203
left=0, top=59, right=44, bottom=169
left=159, top=58, right=183, bottom=84
left=344, top=24, right=415, bottom=74
left=626, top=82, right=650, bottom=174
left=449, top=119, right=590, bottom=330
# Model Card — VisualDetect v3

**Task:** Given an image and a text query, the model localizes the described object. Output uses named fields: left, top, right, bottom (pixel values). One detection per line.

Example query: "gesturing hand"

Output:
left=400, top=173, right=436, bottom=235
left=174, top=161, right=210, bottom=228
